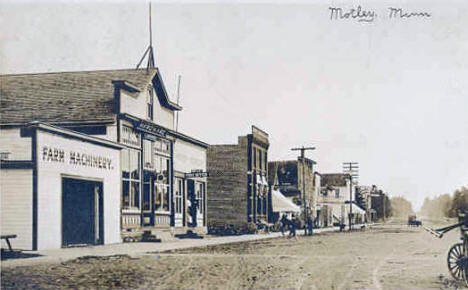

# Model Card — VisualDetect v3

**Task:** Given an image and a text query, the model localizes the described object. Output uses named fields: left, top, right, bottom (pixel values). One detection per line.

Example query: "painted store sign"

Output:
left=42, top=146, right=114, bottom=170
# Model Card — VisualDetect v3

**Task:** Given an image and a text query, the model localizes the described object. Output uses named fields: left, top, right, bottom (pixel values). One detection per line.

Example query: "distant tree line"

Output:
left=390, top=196, right=414, bottom=217
left=420, top=186, right=468, bottom=218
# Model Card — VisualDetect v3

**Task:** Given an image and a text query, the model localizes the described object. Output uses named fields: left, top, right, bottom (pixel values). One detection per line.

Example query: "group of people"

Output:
left=279, top=213, right=315, bottom=239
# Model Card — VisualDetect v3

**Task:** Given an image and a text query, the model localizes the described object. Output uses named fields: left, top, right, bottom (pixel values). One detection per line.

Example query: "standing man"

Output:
left=289, top=215, right=298, bottom=240
left=188, top=194, right=198, bottom=227
left=307, top=215, right=314, bottom=236
left=280, top=213, right=289, bottom=237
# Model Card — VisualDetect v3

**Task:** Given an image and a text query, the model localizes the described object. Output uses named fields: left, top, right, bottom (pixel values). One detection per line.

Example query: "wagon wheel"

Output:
left=447, top=243, right=466, bottom=281
left=463, top=263, right=468, bottom=287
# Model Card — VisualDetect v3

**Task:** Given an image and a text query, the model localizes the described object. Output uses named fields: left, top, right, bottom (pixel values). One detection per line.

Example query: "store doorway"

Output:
left=187, top=180, right=197, bottom=227
left=62, top=177, right=103, bottom=247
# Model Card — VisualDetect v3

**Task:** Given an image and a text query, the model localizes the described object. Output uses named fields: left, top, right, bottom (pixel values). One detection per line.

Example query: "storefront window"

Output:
left=154, top=184, right=162, bottom=210
left=130, top=150, right=140, bottom=180
left=153, top=138, right=171, bottom=213
left=142, top=172, right=152, bottom=211
left=143, top=139, right=153, bottom=169
left=175, top=178, right=184, bottom=214
left=121, top=149, right=141, bottom=209
left=131, top=181, right=140, bottom=207
left=154, top=155, right=170, bottom=212
left=154, top=184, right=170, bottom=212
left=257, top=196, right=262, bottom=215
left=122, top=149, right=129, bottom=179
left=154, top=138, right=170, bottom=154
left=154, top=156, right=169, bottom=181
left=259, top=149, right=262, bottom=170
left=123, top=180, right=130, bottom=207
left=162, top=186, right=169, bottom=211
left=253, top=148, right=257, bottom=169
left=196, top=182, right=204, bottom=214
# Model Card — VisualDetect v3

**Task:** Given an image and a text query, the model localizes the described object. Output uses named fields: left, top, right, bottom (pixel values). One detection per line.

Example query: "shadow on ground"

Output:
left=1, top=250, right=42, bottom=261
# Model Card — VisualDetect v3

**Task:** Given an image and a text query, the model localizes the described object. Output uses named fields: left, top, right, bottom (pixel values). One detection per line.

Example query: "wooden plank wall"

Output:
left=0, top=169, right=33, bottom=250
left=207, top=143, right=248, bottom=227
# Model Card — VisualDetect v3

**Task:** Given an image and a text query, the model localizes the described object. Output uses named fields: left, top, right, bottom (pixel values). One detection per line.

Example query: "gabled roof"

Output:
left=0, top=68, right=181, bottom=125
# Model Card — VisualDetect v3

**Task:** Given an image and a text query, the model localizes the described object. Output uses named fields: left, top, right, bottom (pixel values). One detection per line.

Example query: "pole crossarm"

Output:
left=343, top=162, right=359, bottom=230
left=291, top=147, right=316, bottom=151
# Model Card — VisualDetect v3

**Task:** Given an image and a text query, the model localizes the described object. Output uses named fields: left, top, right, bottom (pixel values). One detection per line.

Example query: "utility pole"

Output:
left=343, top=162, right=359, bottom=230
left=291, top=146, right=316, bottom=236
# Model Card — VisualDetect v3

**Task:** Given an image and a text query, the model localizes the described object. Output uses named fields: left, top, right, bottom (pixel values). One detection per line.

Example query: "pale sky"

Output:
left=1, top=0, right=468, bottom=210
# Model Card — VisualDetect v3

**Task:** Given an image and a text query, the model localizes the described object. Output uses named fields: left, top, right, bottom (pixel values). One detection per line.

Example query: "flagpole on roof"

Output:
left=136, top=2, right=155, bottom=69
left=175, top=74, right=182, bottom=132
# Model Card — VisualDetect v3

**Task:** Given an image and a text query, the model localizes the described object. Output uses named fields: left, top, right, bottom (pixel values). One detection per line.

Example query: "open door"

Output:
left=187, top=180, right=197, bottom=227
left=62, top=177, right=103, bottom=247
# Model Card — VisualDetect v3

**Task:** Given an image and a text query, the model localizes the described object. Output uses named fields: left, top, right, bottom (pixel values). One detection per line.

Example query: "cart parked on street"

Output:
left=408, top=215, right=422, bottom=227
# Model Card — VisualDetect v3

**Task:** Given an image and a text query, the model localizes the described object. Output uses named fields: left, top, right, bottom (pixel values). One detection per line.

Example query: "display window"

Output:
left=122, top=149, right=140, bottom=209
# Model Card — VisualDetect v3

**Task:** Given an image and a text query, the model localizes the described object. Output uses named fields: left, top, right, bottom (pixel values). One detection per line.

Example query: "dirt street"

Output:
left=1, top=222, right=465, bottom=289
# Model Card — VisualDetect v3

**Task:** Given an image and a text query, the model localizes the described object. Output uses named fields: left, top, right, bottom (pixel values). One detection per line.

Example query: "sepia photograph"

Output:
left=1, top=0, right=468, bottom=289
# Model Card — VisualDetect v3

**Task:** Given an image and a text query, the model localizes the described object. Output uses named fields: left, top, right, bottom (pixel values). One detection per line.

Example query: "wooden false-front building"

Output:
left=0, top=68, right=207, bottom=249
left=207, top=126, right=269, bottom=230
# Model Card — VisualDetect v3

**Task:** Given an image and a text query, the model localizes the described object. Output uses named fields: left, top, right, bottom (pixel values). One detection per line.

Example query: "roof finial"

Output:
left=136, top=2, right=155, bottom=69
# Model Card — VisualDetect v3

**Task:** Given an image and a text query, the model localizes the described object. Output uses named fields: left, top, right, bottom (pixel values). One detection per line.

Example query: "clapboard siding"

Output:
left=0, top=128, right=32, bottom=160
left=207, top=144, right=248, bottom=226
left=0, top=169, right=33, bottom=250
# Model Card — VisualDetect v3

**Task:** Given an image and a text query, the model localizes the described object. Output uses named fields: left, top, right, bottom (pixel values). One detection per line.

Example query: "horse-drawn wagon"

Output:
left=408, top=215, right=422, bottom=227
left=426, top=212, right=468, bottom=286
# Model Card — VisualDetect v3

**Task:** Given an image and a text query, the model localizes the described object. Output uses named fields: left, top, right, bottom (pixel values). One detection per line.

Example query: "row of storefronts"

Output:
left=267, top=161, right=367, bottom=227
left=0, top=68, right=370, bottom=251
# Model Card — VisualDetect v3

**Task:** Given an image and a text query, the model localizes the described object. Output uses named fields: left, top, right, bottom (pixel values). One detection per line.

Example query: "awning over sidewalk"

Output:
left=332, top=214, right=341, bottom=222
left=271, top=190, right=301, bottom=213
left=327, top=203, right=344, bottom=221
left=344, top=203, right=366, bottom=216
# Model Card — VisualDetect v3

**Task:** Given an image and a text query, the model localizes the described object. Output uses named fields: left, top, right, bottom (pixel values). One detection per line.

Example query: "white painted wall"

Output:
left=120, top=91, right=146, bottom=119
left=36, top=130, right=121, bottom=250
left=318, top=179, right=358, bottom=225
left=155, top=105, right=174, bottom=130
left=173, top=137, right=207, bottom=228
left=0, top=169, right=33, bottom=250
left=119, top=88, right=175, bottom=130
left=95, top=124, right=118, bottom=142
left=0, top=128, right=32, bottom=160
left=173, top=138, right=206, bottom=173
